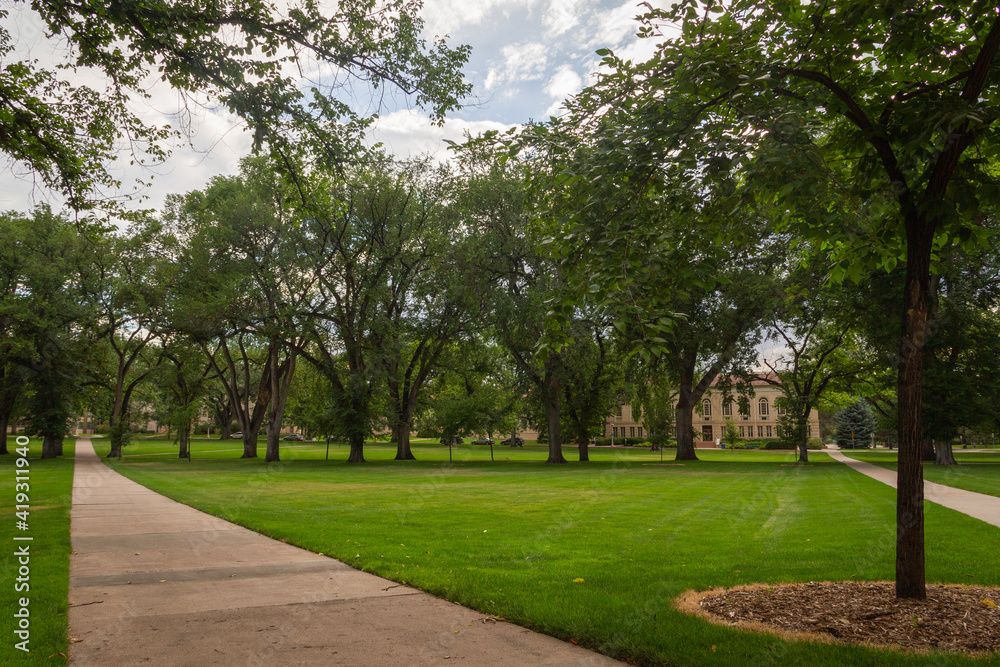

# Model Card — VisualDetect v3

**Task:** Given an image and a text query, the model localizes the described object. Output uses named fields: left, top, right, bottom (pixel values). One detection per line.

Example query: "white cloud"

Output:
left=542, top=0, right=585, bottom=38
left=421, top=0, right=538, bottom=37
left=484, top=42, right=550, bottom=91
left=544, top=65, right=583, bottom=100
left=368, top=110, right=514, bottom=162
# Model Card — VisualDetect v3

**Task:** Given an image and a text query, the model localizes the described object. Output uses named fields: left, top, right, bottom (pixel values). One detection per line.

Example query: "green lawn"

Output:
left=103, top=435, right=823, bottom=464
left=0, top=438, right=75, bottom=665
left=105, top=439, right=1000, bottom=666
left=843, top=450, right=1000, bottom=498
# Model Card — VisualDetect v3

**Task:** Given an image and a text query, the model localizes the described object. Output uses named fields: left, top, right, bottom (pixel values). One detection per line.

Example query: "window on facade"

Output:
left=739, top=426, right=745, bottom=438
left=758, top=426, right=764, bottom=438
left=739, top=401, right=749, bottom=419
left=613, top=427, right=618, bottom=437
left=766, top=426, right=772, bottom=438
left=758, top=398, right=769, bottom=418
left=776, top=403, right=786, bottom=417
left=807, top=424, right=812, bottom=437
left=630, top=426, right=635, bottom=438
left=702, top=399, right=712, bottom=417
left=638, top=427, right=643, bottom=438
left=722, top=400, right=733, bottom=417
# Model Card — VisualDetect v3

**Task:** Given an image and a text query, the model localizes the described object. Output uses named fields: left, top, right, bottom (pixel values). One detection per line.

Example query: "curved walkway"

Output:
left=68, top=438, right=620, bottom=666
left=829, top=450, right=1000, bottom=528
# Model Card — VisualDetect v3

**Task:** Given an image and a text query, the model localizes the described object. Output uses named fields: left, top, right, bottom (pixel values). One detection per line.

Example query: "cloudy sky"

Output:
left=0, top=0, right=666, bottom=217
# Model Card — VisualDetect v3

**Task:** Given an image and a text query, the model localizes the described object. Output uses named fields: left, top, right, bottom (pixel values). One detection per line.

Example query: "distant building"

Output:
left=604, top=376, right=821, bottom=447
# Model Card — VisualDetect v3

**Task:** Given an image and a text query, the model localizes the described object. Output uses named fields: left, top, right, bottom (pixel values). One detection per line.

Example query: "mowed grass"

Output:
left=104, top=438, right=1000, bottom=666
left=844, top=450, right=1000, bottom=498
left=104, top=435, right=828, bottom=464
left=0, top=439, right=75, bottom=665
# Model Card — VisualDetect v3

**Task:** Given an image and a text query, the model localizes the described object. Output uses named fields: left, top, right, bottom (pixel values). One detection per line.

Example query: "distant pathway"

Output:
left=68, top=438, right=620, bottom=666
left=829, top=450, right=1000, bottom=529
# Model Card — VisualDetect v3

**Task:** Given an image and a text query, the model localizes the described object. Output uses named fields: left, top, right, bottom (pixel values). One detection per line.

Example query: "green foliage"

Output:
left=808, top=438, right=825, bottom=451
left=2, top=0, right=471, bottom=213
left=836, top=400, right=878, bottom=449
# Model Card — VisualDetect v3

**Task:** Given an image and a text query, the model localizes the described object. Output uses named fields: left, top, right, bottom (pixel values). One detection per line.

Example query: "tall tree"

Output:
left=559, top=316, right=621, bottom=461
left=7, top=207, right=91, bottom=457
left=164, top=161, right=309, bottom=461
left=454, top=144, right=570, bottom=464
left=83, top=224, right=164, bottom=458
left=294, top=155, right=448, bottom=462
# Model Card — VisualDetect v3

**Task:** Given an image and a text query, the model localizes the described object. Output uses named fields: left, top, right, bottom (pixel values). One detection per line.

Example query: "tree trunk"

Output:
left=178, top=426, right=190, bottom=459
left=241, top=432, right=257, bottom=458
left=265, top=421, right=281, bottom=462
left=895, top=215, right=932, bottom=600
left=674, top=389, right=699, bottom=461
left=921, top=438, right=935, bottom=461
left=0, top=383, right=18, bottom=455
left=934, top=439, right=957, bottom=466
left=543, top=366, right=566, bottom=463
left=394, top=424, right=416, bottom=460
left=347, top=433, right=366, bottom=463
left=577, top=425, right=590, bottom=462
left=797, top=410, right=810, bottom=464
left=264, top=347, right=296, bottom=464
left=41, top=433, right=59, bottom=459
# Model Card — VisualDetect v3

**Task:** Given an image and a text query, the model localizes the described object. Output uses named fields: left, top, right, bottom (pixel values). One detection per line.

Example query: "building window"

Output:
left=758, top=398, right=769, bottom=418
left=739, top=401, right=749, bottom=420
left=702, top=399, right=712, bottom=418
left=758, top=426, right=764, bottom=438
left=722, top=400, right=733, bottom=418
left=766, top=426, right=772, bottom=438
left=807, top=424, right=812, bottom=437
left=638, top=427, right=643, bottom=438
left=613, top=427, right=618, bottom=437
left=739, top=426, right=745, bottom=438
left=776, top=403, right=786, bottom=417
left=630, top=426, right=635, bottom=438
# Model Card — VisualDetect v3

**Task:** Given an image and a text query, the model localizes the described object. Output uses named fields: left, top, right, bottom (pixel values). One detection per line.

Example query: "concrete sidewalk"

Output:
left=68, top=438, right=620, bottom=666
left=829, top=450, right=1000, bottom=528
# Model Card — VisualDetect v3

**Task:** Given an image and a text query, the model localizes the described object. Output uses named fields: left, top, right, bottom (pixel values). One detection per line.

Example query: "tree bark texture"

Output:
left=348, top=433, right=366, bottom=463
left=543, top=361, right=566, bottom=463
left=934, top=440, right=957, bottom=466
left=577, top=425, right=590, bottom=462
left=41, top=433, right=59, bottom=459
left=895, top=217, right=932, bottom=601
left=0, top=414, right=8, bottom=455
left=394, top=423, right=416, bottom=460
left=178, top=427, right=189, bottom=459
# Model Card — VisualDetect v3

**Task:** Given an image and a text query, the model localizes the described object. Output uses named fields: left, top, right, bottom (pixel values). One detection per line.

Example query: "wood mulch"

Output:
left=677, top=581, right=1000, bottom=655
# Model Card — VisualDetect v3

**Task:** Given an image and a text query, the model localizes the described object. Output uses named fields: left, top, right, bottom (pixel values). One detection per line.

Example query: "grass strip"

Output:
left=0, top=439, right=74, bottom=665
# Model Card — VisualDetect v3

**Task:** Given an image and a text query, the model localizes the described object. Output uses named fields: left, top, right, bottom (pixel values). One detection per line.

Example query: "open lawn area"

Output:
left=843, top=450, right=1000, bottom=499
left=0, top=439, right=74, bottom=665
left=102, top=438, right=1000, bottom=666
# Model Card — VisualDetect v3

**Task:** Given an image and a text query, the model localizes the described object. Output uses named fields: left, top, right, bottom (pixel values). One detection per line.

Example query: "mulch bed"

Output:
left=677, top=581, right=1000, bottom=655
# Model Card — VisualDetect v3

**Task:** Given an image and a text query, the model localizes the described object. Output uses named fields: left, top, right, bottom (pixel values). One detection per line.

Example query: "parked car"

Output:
left=282, top=434, right=304, bottom=441
left=230, top=432, right=244, bottom=439
left=471, top=438, right=493, bottom=446
left=501, top=437, right=524, bottom=448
